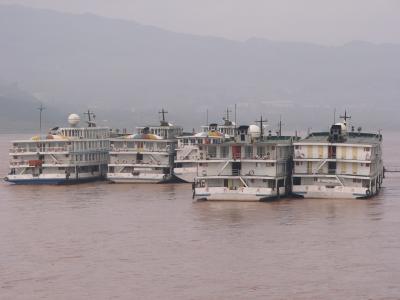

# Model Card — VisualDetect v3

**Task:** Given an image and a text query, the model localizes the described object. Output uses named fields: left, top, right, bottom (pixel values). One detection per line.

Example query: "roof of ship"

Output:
left=219, top=135, right=296, bottom=145
left=297, top=132, right=382, bottom=145
left=194, top=131, right=227, bottom=138
left=124, top=133, right=163, bottom=140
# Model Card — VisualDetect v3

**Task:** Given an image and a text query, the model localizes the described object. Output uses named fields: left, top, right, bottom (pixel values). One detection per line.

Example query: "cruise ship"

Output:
left=193, top=121, right=297, bottom=201
left=5, top=112, right=110, bottom=184
left=292, top=112, right=384, bottom=199
left=174, top=112, right=235, bottom=183
left=107, top=109, right=183, bottom=183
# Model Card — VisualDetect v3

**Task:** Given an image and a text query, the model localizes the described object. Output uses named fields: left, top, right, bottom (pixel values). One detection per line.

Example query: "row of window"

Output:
left=61, top=129, right=109, bottom=139
left=74, top=153, right=107, bottom=162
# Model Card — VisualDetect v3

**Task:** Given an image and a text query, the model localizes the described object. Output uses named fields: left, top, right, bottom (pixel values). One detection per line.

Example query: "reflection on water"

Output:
left=1, top=133, right=400, bottom=299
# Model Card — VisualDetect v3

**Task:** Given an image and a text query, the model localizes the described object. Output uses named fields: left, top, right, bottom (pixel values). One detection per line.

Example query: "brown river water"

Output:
left=1, top=133, right=400, bottom=299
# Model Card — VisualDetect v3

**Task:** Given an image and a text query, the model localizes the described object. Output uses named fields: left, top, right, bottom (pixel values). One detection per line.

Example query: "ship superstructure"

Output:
left=174, top=117, right=234, bottom=183
left=107, top=109, right=183, bottom=183
left=193, top=121, right=297, bottom=201
left=292, top=112, right=384, bottom=199
left=5, top=112, right=110, bottom=184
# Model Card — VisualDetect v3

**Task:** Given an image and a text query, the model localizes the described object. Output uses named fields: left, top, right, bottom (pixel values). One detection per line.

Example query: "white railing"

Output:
left=110, top=147, right=167, bottom=153
left=10, top=147, right=70, bottom=153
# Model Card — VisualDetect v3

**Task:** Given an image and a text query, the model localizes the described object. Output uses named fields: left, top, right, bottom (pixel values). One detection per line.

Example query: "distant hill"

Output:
left=0, top=4, right=399, bottom=132
left=0, top=82, right=64, bottom=133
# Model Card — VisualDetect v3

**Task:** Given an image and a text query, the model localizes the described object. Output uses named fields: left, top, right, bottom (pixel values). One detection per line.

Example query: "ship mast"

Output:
left=38, top=103, right=45, bottom=137
left=255, top=115, right=266, bottom=138
left=340, top=110, right=351, bottom=125
left=277, top=115, right=284, bottom=137
left=159, top=108, right=168, bottom=126
left=84, top=109, right=96, bottom=127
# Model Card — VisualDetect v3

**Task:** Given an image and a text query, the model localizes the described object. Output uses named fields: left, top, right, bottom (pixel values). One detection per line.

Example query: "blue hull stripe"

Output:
left=6, top=177, right=104, bottom=185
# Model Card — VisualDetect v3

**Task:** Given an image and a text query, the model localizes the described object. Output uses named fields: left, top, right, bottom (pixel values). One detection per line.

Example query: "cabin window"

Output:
left=220, top=146, right=229, bottom=158
left=364, top=147, right=370, bottom=152
left=245, top=146, right=253, bottom=158
left=136, top=153, right=143, bottom=162
left=295, top=161, right=300, bottom=166
left=257, top=146, right=265, bottom=157
left=207, top=146, right=217, bottom=158
left=366, top=163, right=370, bottom=167
left=295, top=145, right=299, bottom=149
left=293, top=177, right=301, bottom=185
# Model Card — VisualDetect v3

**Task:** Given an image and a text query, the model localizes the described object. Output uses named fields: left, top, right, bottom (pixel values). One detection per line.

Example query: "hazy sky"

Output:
left=1, top=0, right=399, bottom=45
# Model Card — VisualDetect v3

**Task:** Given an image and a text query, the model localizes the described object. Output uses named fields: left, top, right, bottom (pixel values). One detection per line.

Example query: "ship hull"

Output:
left=107, top=173, right=171, bottom=184
left=4, top=174, right=104, bottom=185
left=292, top=185, right=377, bottom=199
left=173, top=169, right=196, bottom=183
left=194, top=186, right=286, bottom=202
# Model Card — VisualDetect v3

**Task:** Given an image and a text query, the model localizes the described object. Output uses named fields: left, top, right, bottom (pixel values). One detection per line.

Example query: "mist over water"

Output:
left=0, top=133, right=399, bottom=299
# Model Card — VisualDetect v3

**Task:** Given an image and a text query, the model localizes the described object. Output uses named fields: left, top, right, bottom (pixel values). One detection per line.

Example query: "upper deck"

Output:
left=295, top=131, right=382, bottom=147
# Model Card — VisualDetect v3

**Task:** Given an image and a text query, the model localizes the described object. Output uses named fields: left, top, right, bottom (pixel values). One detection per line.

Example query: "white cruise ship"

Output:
left=5, top=112, right=110, bottom=184
left=292, top=112, right=384, bottom=199
left=174, top=119, right=234, bottom=183
left=107, top=110, right=183, bottom=183
left=193, top=124, right=297, bottom=201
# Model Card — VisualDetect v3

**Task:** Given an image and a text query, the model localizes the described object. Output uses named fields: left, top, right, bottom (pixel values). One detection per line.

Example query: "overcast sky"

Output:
left=1, top=0, right=399, bottom=45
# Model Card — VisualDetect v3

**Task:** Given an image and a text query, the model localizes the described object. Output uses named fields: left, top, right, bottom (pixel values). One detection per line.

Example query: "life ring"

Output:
left=249, top=170, right=255, bottom=175
left=366, top=189, right=371, bottom=196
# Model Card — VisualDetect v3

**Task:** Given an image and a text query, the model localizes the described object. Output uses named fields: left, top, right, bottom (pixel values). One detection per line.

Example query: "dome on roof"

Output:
left=334, top=122, right=347, bottom=131
left=68, top=114, right=80, bottom=127
left=249, top=124, right=261, bottom=138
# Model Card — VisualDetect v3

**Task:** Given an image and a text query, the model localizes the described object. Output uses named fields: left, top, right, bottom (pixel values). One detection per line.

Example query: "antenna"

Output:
left=278, top=115, right=284, bottom=136
left=84, top=109, right=96, bottom=127
left=206, top=109, right=209, bottom=125
left=333, top=108, right=336, bottom=124
left=38, top=103, right=46, bottom=136
left=340, top=110, right=351, bottom=124
left=234, top=104, right=237, bottom=129
left=159, top=108, right=168, bottom=123
left=226, top=107, right=231, bottom=121
left=255, top=115, right=266, bottom=137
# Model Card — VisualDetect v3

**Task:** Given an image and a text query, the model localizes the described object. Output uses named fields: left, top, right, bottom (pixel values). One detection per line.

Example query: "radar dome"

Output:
left=334, top=122, right=347, bottom=132
left=249, top=124, right=261, bottom=138
left=68, top=114, right=80, bottom=127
